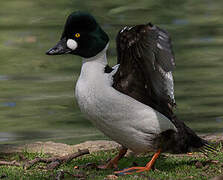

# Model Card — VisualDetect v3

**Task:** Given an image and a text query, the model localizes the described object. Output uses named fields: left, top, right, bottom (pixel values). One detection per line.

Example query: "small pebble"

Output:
left=195, top=161, right=203, bottom=168
left=104, top=174, right=118, bottom=180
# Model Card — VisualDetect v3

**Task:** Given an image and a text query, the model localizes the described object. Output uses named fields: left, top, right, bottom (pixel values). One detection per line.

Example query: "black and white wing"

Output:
left=113, top=23, right=176, bottom=119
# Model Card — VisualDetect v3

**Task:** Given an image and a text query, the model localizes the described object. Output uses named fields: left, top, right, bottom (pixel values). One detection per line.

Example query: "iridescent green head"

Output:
left=46, top=12, right=109, bottom=58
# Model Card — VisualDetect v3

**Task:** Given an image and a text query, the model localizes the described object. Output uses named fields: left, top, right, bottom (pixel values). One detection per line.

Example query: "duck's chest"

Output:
left=74, top=63, right=113, bottom=122
left=75, top=78, right=105, bottom=118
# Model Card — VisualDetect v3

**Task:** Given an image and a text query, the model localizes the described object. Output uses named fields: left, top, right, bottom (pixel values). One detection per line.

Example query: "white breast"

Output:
left=75, top=46, right=177, bottom=153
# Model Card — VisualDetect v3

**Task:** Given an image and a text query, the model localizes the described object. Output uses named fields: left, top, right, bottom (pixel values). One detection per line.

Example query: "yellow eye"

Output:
left=75, top=33, right=80, bottom=38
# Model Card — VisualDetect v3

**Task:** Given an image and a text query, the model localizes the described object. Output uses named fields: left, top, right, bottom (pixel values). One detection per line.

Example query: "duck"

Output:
left=46, top=11, right=214, bottom=174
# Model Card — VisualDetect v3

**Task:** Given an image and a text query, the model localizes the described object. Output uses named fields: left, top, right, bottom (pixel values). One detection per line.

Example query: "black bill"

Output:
left=46, top=37, right=71, bottom=55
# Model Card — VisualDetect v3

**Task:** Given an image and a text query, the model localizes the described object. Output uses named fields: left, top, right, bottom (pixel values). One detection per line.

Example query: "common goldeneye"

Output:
left=46, top=11, right=213, bottom=174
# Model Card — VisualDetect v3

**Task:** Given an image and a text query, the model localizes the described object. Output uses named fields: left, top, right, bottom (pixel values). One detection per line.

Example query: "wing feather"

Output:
left=113, top=24, right=176, bottom=119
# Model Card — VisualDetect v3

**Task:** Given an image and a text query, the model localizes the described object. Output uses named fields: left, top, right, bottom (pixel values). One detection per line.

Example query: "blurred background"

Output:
left=0, top=0, right=223, bottom=145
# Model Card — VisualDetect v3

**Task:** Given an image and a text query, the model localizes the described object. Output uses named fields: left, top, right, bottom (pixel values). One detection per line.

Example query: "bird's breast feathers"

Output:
left=75, top=57, right=177, bottom=133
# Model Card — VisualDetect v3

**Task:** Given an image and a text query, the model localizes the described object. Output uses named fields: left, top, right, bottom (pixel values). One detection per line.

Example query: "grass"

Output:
left=0, top=144, right=223, bottom=180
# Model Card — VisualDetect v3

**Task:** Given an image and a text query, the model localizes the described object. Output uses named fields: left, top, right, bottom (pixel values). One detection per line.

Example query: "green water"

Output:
left=0, top=0, right=223, bottom=144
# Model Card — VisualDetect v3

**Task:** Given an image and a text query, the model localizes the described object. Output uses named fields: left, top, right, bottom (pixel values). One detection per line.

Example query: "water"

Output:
left=0, top=0, right=223, bottom=145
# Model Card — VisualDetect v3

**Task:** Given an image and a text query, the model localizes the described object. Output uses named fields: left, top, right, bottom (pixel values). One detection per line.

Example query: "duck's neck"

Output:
left=79, top=43, right=109, bottom=80
left=82, top=43, right=109, bottom=66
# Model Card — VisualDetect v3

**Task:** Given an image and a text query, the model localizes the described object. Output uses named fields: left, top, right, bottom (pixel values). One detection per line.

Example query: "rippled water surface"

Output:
left=1, top=0, right=223, bottom=144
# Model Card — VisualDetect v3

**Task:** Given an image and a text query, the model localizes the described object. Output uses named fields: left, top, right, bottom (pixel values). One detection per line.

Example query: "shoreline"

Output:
left=0, top=133, right=222, bottom=156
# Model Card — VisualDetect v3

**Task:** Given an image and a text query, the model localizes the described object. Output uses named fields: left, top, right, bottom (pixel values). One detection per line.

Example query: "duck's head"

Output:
left=46, top=12, right=109, bottom=58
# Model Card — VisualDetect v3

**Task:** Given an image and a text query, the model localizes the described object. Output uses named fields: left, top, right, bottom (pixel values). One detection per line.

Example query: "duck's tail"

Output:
left=162, top=115, right=217, bottom=154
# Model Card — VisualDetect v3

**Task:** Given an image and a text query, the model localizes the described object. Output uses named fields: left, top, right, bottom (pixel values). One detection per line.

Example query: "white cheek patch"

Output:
left=67, top=39, right=78, bottom=50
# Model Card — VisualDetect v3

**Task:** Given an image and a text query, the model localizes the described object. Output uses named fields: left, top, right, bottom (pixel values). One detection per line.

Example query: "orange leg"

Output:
left=114, top=149, right=161, bottom=175
left=98, top=147, right=127, bottom=169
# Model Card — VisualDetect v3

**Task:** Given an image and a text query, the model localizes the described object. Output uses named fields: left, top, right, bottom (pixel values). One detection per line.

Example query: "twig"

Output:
left=0, top=160, right=20, bottom=166
left=24, top=149, right=90, bottom=170
left=0, top=149, right=89, bottom=171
